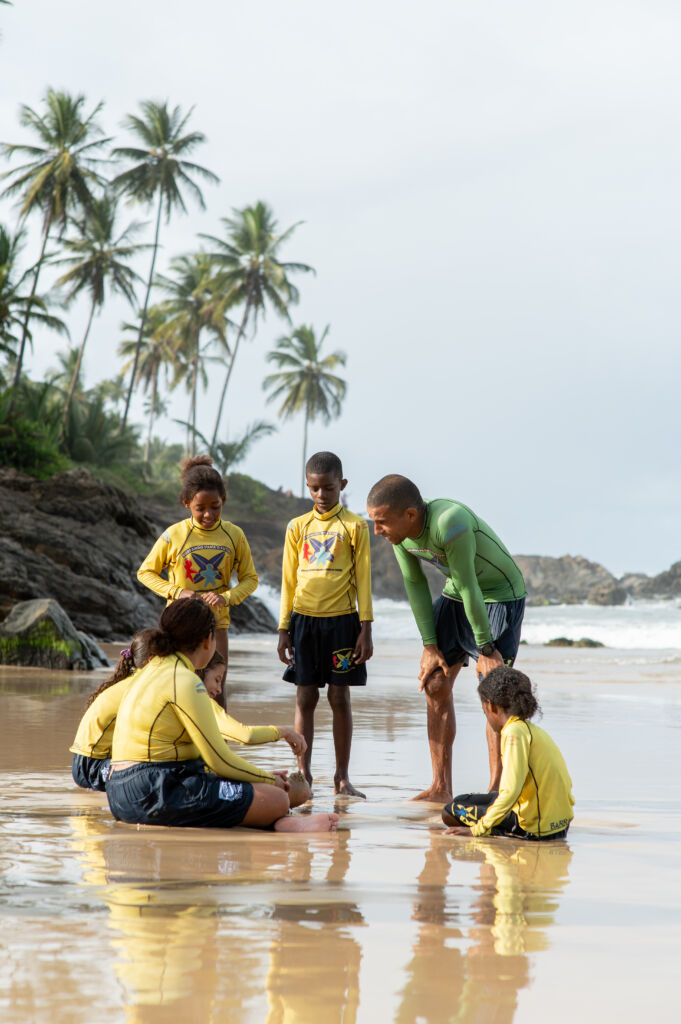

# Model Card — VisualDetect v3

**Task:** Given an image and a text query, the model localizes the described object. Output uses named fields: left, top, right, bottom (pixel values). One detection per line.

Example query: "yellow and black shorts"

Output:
left=283, top=611, right=367, bottom=687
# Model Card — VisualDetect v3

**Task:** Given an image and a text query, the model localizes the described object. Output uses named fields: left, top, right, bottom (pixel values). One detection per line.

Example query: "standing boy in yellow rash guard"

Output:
left=442, top=667, right=574, bottom=841
left=137, top=455, right=257, bottom=709
left=107, top=598, right=338, bottom=833
left=277, top=451, right=373, bottom=798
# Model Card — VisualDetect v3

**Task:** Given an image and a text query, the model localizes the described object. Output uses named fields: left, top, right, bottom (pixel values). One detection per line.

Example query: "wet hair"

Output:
left=305, top=451, right=343, bottom=478
left=366, top=474, right=425, bottom=513
left=147, top=597, right=216, bottom=657
left=179, top=454, right=226, bottom=505
left=196, top=650, right=226, bottom=682
left=477, top=666, right=541, bottom=721
left=84, top=628, right=156, bottom=709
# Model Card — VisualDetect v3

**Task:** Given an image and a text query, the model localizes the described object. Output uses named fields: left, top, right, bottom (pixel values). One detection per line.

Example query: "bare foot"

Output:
left=274, top=813, right=339, bottom=833
left=334, top=779, right=366, bottom=799
left=287, top=771, right=312, bottom=808
left=409, top=786, right=453, bottom=803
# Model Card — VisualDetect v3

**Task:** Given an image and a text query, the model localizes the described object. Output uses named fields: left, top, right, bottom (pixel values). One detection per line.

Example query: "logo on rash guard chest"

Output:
left=302, top=533, right=342, bottom=567
left=182, top=546, right=228, bottom=587
left=332, top=648, right=355, bottom=672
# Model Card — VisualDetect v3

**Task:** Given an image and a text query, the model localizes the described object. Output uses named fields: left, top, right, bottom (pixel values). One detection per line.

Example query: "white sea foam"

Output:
left=256, top=583, right=681, bottom=652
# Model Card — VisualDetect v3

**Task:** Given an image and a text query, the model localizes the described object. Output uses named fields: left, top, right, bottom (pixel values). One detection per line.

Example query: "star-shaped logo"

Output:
left=192, top=551, right=225, bottom=587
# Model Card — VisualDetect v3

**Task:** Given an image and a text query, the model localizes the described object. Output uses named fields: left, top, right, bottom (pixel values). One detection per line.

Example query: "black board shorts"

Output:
left=434, top=596, right=525, bottom=668
left=106, top=759, right=254, bottom=829
left=283, top=611, right=367, bottom=687
left=72, top=753, right=111, bottom=791
left=445, top=791, right=570, bottom=841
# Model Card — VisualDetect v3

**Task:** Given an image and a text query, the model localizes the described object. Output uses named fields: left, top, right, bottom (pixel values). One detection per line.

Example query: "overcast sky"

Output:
left=1, top=1, right=679, bottom=575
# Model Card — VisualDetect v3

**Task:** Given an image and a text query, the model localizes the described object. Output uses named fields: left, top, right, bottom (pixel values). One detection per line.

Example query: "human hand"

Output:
left=418, top=645, right=451, bottom=692
left=272, top=769, right=290, bottom=792
left=353, top=622, right=373, bottom=664
left=443, top=825, right=472, bottom=836
left=277, top=629, right=293, bottom=666
left=278, top=726, right=307, bottom=757
left=476, top=649, right=504, bottom=682
left=178, top=589, right=196, bottom=600
left=201, top=592, right=227, bottom=608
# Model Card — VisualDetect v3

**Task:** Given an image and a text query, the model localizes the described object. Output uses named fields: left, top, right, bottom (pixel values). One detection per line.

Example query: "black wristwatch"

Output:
left=477, top=642, right=496, bottom=657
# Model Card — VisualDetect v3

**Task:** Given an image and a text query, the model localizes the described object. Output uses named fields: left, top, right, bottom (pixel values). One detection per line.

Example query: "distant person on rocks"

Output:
left=107, top=598, right=337, bottom=832
left=366, top=475, right=526, bottom=803
left=137, top=455, right=257, bottom=710
left=442, top=667, right=574, bottom=840
left=277, top=451, right=373, bottom=798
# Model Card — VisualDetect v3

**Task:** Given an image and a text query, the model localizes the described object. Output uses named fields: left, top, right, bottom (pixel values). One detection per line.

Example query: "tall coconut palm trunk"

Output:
left=60, top=295, right=97, bottom=432
left=211, top=298, right=250, bottom=447
left=122, top=192, right=163, bottom=427
left=144, top=367, right=159, bottom=463
left=9, top=215, right=52, bottom=412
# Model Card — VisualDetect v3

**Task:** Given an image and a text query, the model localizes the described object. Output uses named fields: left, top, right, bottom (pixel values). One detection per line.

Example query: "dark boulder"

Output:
left=0, top=597, right=110, bottom=669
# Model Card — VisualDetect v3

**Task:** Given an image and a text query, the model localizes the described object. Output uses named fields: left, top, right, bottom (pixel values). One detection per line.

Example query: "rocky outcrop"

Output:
left=515, top=554, right=620, bottom=605
left=0, top=467, right=276, bottom=640
left=0, top=598, right=110, bottom=669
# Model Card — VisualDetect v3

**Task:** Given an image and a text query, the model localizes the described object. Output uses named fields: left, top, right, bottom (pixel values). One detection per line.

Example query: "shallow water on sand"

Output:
left=1, top=641, right=680, bottom=1023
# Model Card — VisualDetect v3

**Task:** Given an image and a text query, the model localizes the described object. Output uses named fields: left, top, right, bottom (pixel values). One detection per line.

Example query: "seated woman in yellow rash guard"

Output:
left=107, top=598, right=337, bottom=832
left=70, top=629, right=155, bottom=790
left=71, top=642, right=309, bottom=805
left=442, top=667, right=574, bottom=841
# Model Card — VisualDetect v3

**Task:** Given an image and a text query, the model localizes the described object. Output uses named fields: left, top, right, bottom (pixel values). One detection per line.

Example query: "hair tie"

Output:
left=120, top=648, right=132, bottom=660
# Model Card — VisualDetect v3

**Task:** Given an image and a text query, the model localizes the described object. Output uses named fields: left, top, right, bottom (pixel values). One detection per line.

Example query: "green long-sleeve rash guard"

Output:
left=393, top=498, right=526, bottom=647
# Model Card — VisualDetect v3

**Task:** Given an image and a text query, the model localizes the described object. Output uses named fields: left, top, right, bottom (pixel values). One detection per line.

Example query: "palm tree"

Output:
left=175, top=419, right=276, bottom=476
left=263, top=325, right=347, bottom=495
left=153, top=253, right=228, bottom=455
left=0, top=224, right=66, bottom=365
left=118, top=306, right=180, bottom=461
left=111, top=101, right=219, bottom=426
left=53, top=194, right=146, bottom=430
left=0, top=89, right=109, bottom=396
left=201, top=201, right=315, bottom=446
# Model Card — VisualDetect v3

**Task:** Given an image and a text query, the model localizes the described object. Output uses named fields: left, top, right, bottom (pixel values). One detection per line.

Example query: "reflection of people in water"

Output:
left=265, top=835, right=363, bottom=1024
left=395, top=832, right=573, bottom=1023
left=69, top=815, right=361, bottom=1023
left=443, top=667, right=574, bottom=841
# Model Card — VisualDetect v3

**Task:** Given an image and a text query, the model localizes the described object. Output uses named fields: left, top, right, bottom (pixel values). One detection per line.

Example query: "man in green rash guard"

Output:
left=367, top=475, right=526, bottom=803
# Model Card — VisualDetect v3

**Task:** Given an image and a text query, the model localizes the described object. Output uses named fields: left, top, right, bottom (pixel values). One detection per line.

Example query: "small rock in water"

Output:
left=544, top=636, right=605, bottom=648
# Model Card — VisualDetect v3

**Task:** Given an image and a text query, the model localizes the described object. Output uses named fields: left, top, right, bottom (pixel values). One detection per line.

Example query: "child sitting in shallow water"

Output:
left=442, top=667, right=574, bottom=841
left=70, top=629, right=155, bottom=790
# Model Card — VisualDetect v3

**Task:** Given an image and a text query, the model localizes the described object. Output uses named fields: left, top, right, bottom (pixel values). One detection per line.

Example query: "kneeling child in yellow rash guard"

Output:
left=442, top=666, right=574, bottom=841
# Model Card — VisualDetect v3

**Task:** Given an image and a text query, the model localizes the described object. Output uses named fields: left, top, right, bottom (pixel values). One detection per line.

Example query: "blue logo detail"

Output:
left=192, top=551, right=225, bottom=587
left=218, top=780, right=244, bottom=801
left=443, top=524, right=468, bottom=543
left=308, top=536, right=336, bottom=567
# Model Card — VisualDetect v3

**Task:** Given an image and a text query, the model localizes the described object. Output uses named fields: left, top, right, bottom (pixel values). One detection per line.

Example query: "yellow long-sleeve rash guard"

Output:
left=137, top=517, right=258, bottom=629
left=70, top=674, right=281, bottom=760
left=111, top=653, right=276, bottom=784
left=472, top=717, right=575, bottom=838
left=278, top=504, right=373, bottom=630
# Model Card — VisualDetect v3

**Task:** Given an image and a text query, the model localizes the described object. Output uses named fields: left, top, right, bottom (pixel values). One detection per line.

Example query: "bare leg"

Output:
left=410, top=663, right=463, bottom=802
left=241, top=782, right=338, bottom=831
left=327, top=685, right=365, bottom=798
left=294, top=686, right=319, bottom=788
left=486, top=720, right=502, bottom=791
left=216, top=629, right=228, bottom=711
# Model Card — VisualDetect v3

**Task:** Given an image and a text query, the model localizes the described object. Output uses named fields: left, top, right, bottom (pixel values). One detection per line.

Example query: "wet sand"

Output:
left=1, top=639, right=680, bottom=1023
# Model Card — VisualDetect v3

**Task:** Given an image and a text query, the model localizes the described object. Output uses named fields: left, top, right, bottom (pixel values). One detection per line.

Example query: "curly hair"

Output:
left=179, top=454, right=226, bottom=505
left=196, top=649, right=226, bottom=682
left=477, top=666, right=540, bottom=720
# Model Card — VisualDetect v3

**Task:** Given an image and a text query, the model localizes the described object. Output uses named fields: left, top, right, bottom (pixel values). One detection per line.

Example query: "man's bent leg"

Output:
left=411, top=663, right=463, bottom=802
left=327, top=685, right=365, bottom=798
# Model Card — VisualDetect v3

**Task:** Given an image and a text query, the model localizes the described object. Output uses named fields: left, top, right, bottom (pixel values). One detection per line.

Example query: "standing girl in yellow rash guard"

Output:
left=107, top=598, right=338, bottom=832
left=137, top=455, right=257, bottom=708
left=442, top=667, right=574, bottom=841
left=70, top=629, right=155, bottom=791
